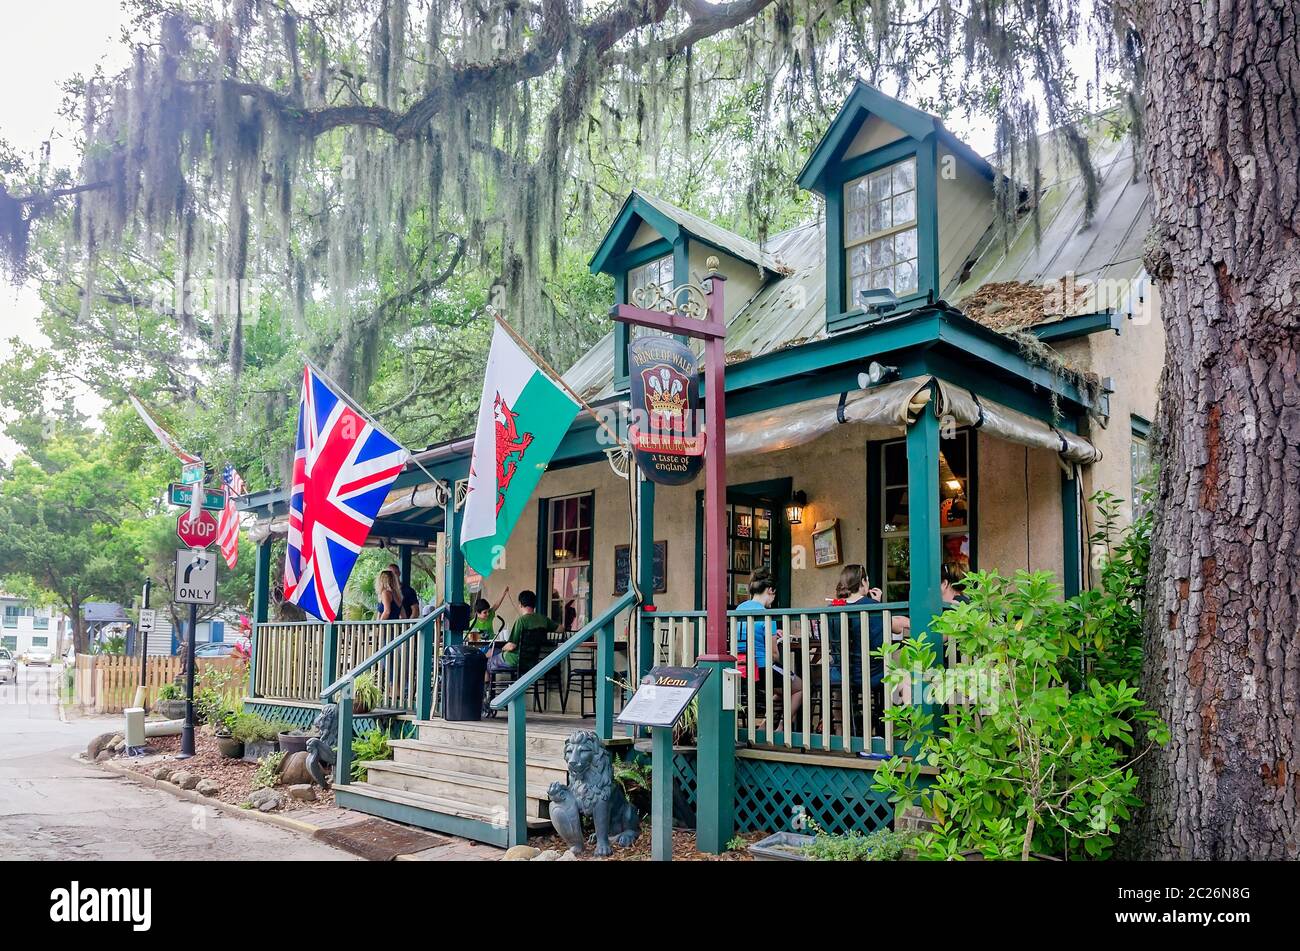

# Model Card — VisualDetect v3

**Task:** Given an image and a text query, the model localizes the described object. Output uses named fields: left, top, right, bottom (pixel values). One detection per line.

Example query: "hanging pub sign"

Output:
left=627, top=335, right=704, bottom=485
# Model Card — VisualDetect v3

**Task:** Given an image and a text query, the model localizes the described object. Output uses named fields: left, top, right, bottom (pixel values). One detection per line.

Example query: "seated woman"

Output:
left=828, top=564, right=910, bottom=736
left=735, top=568, right=803, bottom=728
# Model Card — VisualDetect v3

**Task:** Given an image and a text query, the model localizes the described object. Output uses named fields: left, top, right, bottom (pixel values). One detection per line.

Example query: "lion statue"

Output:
left=546, top=730, right=640, bottom=856
left=305, top=703, right=338, bottom=788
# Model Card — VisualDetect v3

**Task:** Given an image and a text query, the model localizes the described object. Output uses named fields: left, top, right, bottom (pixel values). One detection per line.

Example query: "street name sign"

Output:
left=167, top=483, right=225, bottom=511
left=174, top=549, right=217, bottom=605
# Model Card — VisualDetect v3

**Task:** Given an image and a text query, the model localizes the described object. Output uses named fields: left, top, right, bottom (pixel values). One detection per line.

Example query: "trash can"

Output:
left=440, top=644, right=488, bottom=721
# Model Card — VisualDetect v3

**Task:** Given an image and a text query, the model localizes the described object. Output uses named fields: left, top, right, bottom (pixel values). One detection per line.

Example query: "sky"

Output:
left=0, top=2, right=134, bottom=461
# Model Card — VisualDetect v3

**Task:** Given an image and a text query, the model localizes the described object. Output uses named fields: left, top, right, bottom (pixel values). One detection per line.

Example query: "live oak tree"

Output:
left=1, top=1, right=1296, bottom=856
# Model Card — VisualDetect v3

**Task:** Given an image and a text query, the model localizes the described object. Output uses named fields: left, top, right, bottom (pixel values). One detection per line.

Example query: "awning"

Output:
left=247, top=481, right=448, bottom=541
left=727, top=375, right=1101, bottom=465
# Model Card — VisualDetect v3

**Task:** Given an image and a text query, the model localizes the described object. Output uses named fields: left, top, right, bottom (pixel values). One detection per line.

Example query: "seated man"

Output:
left=488, top=589, right=557, bottom=678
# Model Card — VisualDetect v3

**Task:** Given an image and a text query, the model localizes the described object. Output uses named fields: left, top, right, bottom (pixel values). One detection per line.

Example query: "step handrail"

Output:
left=325, top=604, right=447, bottom=790
left=320, top=604, right=447, bottom=702
left=489, top=591, right=636, bottom=712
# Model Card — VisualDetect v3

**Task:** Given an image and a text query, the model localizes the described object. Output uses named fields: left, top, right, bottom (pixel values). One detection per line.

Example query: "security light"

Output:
left=859, top=287, right=900, bottom=315
left=858, top=361, right=900, bottom=388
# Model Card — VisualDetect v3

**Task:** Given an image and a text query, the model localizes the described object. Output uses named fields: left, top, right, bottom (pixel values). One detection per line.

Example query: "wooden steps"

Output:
left=336, top=715, right=627, bottom=846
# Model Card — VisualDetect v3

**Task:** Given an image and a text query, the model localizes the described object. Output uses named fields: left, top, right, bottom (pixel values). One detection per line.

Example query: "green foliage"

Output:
left=726, top=835, right=748, bottom=852
left=802, top=820, right=913, bottom=861
left=351, top=673, right=382, bottom=713
left=1069, top=489, right=1152, bottom=687
left=157, top=683, right=181, bottom=701
left=350, top=727, right=393, bottom=782
left=613, top=756, right=653, bottom=799
left=192, top=665, right=242, bottom=726
left=94, top=634, right=127, bottom=655
left=872, top=568, right=1168, bottom=861
left=229, top=713, right=286, bottom=745
left=251, top=751, right=286, bottom=790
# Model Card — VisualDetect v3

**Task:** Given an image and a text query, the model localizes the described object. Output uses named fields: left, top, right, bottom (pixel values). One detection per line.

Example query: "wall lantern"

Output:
left=786, top=490, right=808, bottom=525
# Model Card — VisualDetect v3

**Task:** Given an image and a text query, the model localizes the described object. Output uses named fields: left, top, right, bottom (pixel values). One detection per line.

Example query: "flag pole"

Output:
left=301, top=357, right=448, bottom=494
left=490, top=312, right=625, bottom=449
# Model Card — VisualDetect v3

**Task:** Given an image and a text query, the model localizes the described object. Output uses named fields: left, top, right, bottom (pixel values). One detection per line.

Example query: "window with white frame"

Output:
left=845, top=156, right=918, bottom=305
left=546, top=493, right=594, bottom=632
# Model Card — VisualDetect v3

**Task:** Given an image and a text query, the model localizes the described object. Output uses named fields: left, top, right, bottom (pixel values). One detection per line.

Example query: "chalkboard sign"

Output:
left=614, top=540, right=667, bottom=595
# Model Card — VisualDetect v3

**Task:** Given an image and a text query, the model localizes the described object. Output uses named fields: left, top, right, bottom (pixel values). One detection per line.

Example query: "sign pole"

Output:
left=610, top=261, right=735, bottom=853
left=178, top=601, right=198, bottom=759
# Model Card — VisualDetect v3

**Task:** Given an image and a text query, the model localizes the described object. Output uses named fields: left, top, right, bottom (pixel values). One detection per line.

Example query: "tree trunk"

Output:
left=1131, top=0, right=1300, bottom=858
left=70, top=597, right=88, bottom=655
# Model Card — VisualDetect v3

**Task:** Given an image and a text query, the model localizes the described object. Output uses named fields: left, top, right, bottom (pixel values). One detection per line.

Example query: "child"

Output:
left=469, top=586, right=510, bottom=644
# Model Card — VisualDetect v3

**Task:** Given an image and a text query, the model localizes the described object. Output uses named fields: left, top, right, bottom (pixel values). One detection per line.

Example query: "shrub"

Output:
left=157, top=683, right=182, bottom=701
left=230, top=713, right=282, bottom=744
left=350, top=727, right=393, bottom=782
left=803, top=824, right=912, bottom=861
left=872, top=568, right=1168, bottom=861
left=251, top=751, right=286, bottom=790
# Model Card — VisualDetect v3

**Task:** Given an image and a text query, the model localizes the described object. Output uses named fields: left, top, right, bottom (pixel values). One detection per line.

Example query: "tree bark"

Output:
left=1131, top=0, right=1300, bottom=858
left=69, top=596, right=87, bottom=655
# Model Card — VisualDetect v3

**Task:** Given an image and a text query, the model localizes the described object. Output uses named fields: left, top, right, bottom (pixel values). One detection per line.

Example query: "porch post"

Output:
left=1061, top=466, right=1081, bottom=598
left=637, top=472, right=656, bottom=681
left=906, top=393, right=944, bottom=739
left=445, top=496, right=465, bottom=646
left=250, top=537, right=273, bottom=697
left=399, top=544, right=413, bottom=589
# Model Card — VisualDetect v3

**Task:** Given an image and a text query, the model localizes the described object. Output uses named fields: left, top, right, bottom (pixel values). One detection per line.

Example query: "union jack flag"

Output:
left=217, top=464, right=246, bottom=569
left=284, top=365, right=409, bottom=622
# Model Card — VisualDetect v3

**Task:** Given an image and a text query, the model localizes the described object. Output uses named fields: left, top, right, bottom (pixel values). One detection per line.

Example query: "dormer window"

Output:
left=628, top=253, right=675, bottom=300
left=845, top=157, right=918, bottom=303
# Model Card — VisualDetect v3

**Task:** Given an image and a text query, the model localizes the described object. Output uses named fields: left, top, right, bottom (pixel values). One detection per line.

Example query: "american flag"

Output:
left=283, top=365, right=409, bottom=622
left=217, top=464, right=246, bottom=569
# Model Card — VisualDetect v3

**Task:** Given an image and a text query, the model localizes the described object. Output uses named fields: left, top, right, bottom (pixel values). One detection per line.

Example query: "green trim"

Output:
left=589, top=194, right=681, bottom=274
left=693, top=490, right=705, bottom=611
left=651, top=727, right=674, bottom=861
left=637, top=476, right=657, bottom=682
left=906, top=401, right=944, bottom=746
left=1130, top=414, right=1151, bottom=441
left=830, top=138, right=921, bottom=187
left=321, top=623, right=338, bottom=695
left=1033, top=311, right=1122, bottom=342
left=507, top=697, right=528, bottom=847
left=694, top=659, right=736, bottom=853
left=534, top=497, right=549, bottom=616
left=334, top=787, right=510, bottom=848
left=866, top=441, right=884, bottom=589
left=825, top=182, right=844, bottom=317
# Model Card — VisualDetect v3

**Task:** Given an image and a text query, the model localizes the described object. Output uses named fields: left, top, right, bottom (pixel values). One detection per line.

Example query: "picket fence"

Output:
left=73, top=653, right=245, bottom=714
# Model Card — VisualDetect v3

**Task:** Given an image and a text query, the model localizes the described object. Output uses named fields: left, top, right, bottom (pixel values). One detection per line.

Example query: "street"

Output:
left=0, top=664, right=355, bottom=861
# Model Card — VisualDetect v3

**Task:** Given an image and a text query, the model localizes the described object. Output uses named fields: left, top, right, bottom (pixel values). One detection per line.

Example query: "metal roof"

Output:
left=631, top=190, right=793, bottom=276
left=564, top=121, right=1149, bottom=401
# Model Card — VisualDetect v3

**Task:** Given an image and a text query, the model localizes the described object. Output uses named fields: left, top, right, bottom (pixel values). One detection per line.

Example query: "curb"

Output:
left=93, top=757, right=350, bottom=840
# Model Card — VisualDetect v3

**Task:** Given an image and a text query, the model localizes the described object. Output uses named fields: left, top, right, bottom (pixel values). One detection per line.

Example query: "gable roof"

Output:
left=588, top=190, right=791, bottom=277
left=796, top=81, right=996, bottom=192
left=566, top=117, right=1149, bottom=402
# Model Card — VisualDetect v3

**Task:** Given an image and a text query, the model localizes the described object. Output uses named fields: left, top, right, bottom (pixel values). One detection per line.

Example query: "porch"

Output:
left=239, top=302, right=1108, bottom=847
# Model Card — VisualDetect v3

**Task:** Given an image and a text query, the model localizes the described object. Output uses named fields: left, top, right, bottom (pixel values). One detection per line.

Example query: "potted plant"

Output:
left=276, top=727, right=313, bottom=756
left=154, top=683, right=188, bottom=721
left=233, top=713, right=282, bottom=763
left=350, top=672, right=382, bottom=715
left=214, top=712, right=244, bottom=758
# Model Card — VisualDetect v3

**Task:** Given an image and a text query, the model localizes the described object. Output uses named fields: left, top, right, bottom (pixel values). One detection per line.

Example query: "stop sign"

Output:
left=176, top=509, right=219, bottom=549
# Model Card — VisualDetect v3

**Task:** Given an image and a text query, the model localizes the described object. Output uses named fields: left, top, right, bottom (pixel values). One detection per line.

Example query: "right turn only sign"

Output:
left=174, top=549, right=217, bottom=605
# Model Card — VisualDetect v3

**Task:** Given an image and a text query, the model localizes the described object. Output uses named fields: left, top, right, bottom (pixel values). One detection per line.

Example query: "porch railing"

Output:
left=251, top=621, right=326, bottom=703
left=251, top=618, right=420, bottom=710
left=489, top=591, right=637, bottom=847
left=649, top=603, right=917, bottom=756
left=323, top=605, right=448, bottom=790
left=333, top=620, right=419, bottom=711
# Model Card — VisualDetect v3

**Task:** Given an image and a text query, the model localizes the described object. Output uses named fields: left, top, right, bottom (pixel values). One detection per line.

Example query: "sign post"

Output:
left=617, top=666, right=712, bottom=861
left=174, top=549, right=216, bottom=759
left=611, top=259, right=734, bottom=853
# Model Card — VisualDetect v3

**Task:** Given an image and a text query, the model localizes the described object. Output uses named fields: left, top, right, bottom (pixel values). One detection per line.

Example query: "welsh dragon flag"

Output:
left=462, top=323, right=579, bottom=577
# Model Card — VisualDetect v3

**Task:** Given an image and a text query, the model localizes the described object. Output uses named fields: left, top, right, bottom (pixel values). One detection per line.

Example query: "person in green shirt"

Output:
left=490, top=589, right=557, bottom=674
left=469, top=586, right=510, bottom=646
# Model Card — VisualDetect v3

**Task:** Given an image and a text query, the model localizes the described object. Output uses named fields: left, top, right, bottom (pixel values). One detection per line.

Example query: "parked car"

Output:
left=193, top=637, right=251, bottom=659
left=0, top=649, right=16, bottom=684
left=24, top=649, right=53, bottom=666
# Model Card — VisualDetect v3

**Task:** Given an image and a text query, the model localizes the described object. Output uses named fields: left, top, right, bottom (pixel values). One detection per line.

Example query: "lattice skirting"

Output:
left=243, top=700, right=414, bottom=739
left=671, top=750, right=899, bottom=836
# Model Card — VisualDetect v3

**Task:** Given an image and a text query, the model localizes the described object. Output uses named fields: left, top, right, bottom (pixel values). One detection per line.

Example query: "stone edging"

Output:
left=91, top=756, right=345, bottom=839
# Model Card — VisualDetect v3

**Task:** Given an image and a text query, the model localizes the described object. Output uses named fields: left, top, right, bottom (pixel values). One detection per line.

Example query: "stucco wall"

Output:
left=472, top=418, right=1088, bottom=623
